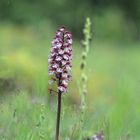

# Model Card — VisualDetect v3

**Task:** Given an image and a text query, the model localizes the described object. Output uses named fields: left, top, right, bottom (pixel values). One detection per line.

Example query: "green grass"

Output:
left=0, top=24, right=140, bottom=139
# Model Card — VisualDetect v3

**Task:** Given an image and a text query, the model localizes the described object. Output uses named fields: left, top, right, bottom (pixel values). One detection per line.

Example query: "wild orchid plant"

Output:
left=48, top=27, right=72, bottom=140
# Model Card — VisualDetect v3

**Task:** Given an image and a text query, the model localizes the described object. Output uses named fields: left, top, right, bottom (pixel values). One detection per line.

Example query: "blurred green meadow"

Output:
left=0, top=0, right=140, bottom=139
left=0, top=23, right=140, bottom=139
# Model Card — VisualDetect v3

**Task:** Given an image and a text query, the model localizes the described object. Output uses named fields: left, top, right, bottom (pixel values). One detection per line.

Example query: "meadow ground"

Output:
left=0, top=24, right=140, bottom=139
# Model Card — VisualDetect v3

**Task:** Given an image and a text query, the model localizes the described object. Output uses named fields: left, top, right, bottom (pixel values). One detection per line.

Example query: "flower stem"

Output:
left=55, top=90, right=62, bottom=140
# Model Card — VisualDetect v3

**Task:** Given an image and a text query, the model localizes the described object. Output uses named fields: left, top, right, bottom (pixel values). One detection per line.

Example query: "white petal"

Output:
left=52, top=64, right=58, bottom=68
left=62, top=80, right=68, bottom=86
left=48, top=58, right=52, bottom=63
left=52, top=39, right=62, bottom=48
left=59, top=28, right=65, bottom=32
left=56, top=56, right=62, bottom=61
left=65, top=65, right=71, bottom=70
left=67, top=39, right=72, bottom=44
left=64, top=47, right=70, bottom=53
left=51, top=52, right=56, bottom=56
left=62, top=60, right=67, bottom=65
left=56, top=43, right=62, bottom=48
left=56, top=68, right=63, bottom=73
left=58, top=49, right=64, bottom=55
left=64, top=33, right=71, bottom=38
left=56, top=32, right=61, bottom=36
left=63, top=42, right=69, bottom=46
left=63, top=54, right=69, bottom=60
left=52, top=45, right=58, bottom=49
left=58, top=86, right=65, bottom=92
left=62, top=73, right=67, bottom=78
left=52, top=38, right=59, bottom=43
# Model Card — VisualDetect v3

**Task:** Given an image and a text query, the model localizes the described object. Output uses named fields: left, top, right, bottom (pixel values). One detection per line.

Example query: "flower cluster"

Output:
left=92, top=132, right=104, bottom=140
left=48, top=27, right=72, bottom=93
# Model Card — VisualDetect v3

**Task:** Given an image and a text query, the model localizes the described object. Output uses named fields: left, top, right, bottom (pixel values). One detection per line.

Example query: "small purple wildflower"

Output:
left=48, top=27, right=72, bottom=93
left=92, top=132, right=104, bottom=140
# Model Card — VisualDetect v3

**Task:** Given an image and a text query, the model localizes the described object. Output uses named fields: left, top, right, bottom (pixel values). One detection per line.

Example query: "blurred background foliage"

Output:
left=0, top=0, right=140, bottom=139
left=0, top=0, right=140, bottom=40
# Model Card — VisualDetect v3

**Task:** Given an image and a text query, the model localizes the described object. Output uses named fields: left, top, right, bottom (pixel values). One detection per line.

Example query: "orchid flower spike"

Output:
left=48, top=27, right=73, bottom=93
